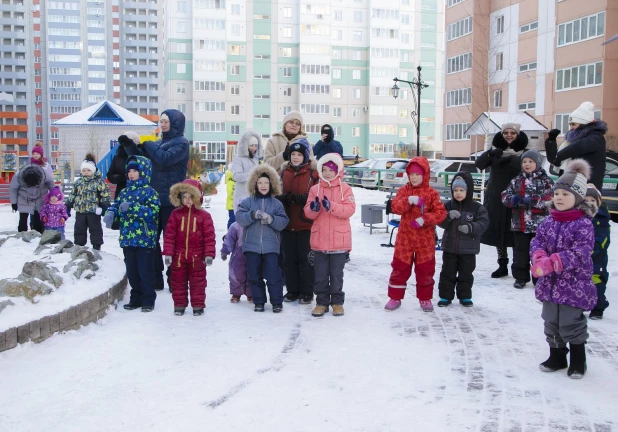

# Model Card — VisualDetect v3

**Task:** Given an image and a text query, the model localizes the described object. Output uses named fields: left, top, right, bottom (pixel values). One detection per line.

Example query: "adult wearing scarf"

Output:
left=475, top=123, right=529, bottom=278
left=264, top=110, right=315, bottom=174
left=313, top=124, right=343, bottom=160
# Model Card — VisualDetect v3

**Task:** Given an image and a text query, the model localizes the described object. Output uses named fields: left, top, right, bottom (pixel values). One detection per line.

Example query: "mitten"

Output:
left=531, top=249, right=548, bottom=264
left=60, top=218, right=65, bottom=224
left=458, top=224, right=471, bottom=234
left=118, top=134, right=133, bottom=147
left=42, top=216, right=48, bottom=224
left=309, top=197, right=321, bottom=212
left=253, top=210, right=265, bottom=220
left=205, top=256, right=214, bottom=266
left=95, top=207, right=103, bottom=215
left=307, top=250, right=315, bottom=266
left=548, top=129, right=561, bottom=140
left=164, top=256, right=172, bottom=267
left=499, top=155, right=514, bottom=166
left=408, top=196, right=424, bottom=206
left=221, top=254, right=228, bottom=262
left=522, top=196, right=532, bottom=206
left=65, top=206, right=71, bottom=217
left=448, top=210, right=461, bottom=220
left=282, top=145, right=290, bottom=161
left=260, top=214, right=273, bottom=225
left=119, top=202, right=131, bottom=213
left=410, top=217, right=424, bottom=229
left=489, top=148, right=504, bottom=158
left=322, top=196, right=331, bottom=212
left=549, top=253, right=563, bottom=273
left=11, top=204, right=17, bottom=212
left=277, top=193, right=292, bottom=206
left=509, top=196, right=521, bottom=207
left=102, top=212, right=114, bottom=229
left=531, top=257, right=554, bottom=278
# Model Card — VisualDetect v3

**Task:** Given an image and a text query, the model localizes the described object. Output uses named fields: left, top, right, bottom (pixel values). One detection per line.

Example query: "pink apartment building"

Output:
left=443, top=0, right=618, bottom=158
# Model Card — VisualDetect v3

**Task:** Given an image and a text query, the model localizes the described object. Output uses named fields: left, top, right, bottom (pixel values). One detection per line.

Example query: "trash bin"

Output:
left=361, top=204, right=387, bottom=234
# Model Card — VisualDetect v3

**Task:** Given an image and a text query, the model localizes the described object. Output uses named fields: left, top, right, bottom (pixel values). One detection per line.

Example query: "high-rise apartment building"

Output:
left=443, top=0, right=617, bottom=159
left=163, top=0, right=445, bottom=162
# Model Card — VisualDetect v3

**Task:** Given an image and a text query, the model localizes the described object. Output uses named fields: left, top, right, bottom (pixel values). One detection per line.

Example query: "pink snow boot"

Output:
left=419, top=300, right=434, bottom=312
left=384, top=299, right=401, bottom=311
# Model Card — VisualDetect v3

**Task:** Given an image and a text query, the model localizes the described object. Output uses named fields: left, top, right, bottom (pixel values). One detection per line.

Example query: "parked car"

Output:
left=358, top=158, right=410, bottom=189
left=343, top=160, right=372, bottom=186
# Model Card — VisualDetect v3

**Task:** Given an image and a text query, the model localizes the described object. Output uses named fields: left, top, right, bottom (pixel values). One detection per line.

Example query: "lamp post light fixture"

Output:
left=392, top=66, right=429, bottom=157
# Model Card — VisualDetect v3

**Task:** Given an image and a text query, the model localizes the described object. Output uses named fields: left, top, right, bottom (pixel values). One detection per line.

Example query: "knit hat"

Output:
left=282, top=110, right=303, bottom=128
left=123, top=131, right=141, bottom=145
left=323, top=161, right=339, bottom=175
left=160, top=112, right=170, bottom=122
left=521, top=149, right=543, bottom=171
left=288, top=138, right=310, bottom=164
left=585, top=183, right=602, bottom=206
left=81, top=153, right=97, bottom=173
left=452, top=176, right=467, bottom=190
left=502, top=123, right=521, bottom=135
left=553, top=159, right=591, bottom=206
left=32, top=144, right=44, bottom=157
left=22, top=166, right=42, bottom=187
left=406, top=163, right=424, bottom=176
left=569, top=101, right=595, bottom=125
left=126, top=160, right=139, bottom=172
left=45, top=185, right=64, bottom=203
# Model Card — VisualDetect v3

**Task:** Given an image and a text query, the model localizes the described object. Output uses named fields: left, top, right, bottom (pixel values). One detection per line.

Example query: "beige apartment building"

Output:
left=442, top=0, right=617, bottom=159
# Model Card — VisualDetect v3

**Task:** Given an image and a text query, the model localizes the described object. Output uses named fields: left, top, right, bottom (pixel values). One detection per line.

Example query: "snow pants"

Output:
left=227, top=209, right=236, bottom=230
left=74, top=212, right=103, bottom=247
left=244, top=252, right=283, bottom=305
left=313, top=251, right=346, bottom=306
left=18, top=211, right=43, bottom=234
left=592, top=262, right=609, bottom=313
left=154, top=205, right=174, bottom=287
left=282, top=230, right=314, bottom=297
left=387, top=254, right=436, bottom=301
left=123, top=247, right=156, bottom=308
left=438, top=252, right=475, bottom=301
left=512, top=232, right=535, bottom=282
left=542, top=301, right=588, bottom=347
left=170, top=256, right=207, bottom=308
left=229, top=251, right=251, bottom=297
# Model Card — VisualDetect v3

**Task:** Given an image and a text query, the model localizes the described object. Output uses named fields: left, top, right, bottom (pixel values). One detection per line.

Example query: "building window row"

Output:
left=195, top=60, right=225, bottom=71
left=519, top=61, right=537, bottom=73
left=372, top=28, right=399, bottom=39
left=193, top=19, right=225, bottom=30
left=446, top=123, right=471, bottom=141
left=194, top=0, right=226, bottom=9
left=300, top=64, right=330, bottom=75
left=194, top=101, right=225, bottom=112
left=447, top=16, right=472, bottom=41
left=301, top=84, right=329, bottom=94
left=370, top=106, right=398, bottom=116
left=370, top=124, right=396, bottom=135
left=447, top=53, right=472, bottom=74
left=556, top=62, right=602, bottom=91
left=194, top=39, right=225, bottom=51
left=48, top=2, right=80, bottom=10
left=558, top=12, right=604, bottom=47
left=301, top=104, right=330, bottom=114
left=196, top=141, right=226, bottom=161
left=446, top=88, right=471, bottom=107
left=48, top=28, right=80, bottom=36
left=518, top=102, right=536, bottom=111
left=371, top=48, right=399, bottom=58
left=520, top=21, right=538, bottom=34
left=370, top=143, right=394, bottom=154
left=195, top=122, right=226, bottom=132
left=371, top=8, right=399, bottom=19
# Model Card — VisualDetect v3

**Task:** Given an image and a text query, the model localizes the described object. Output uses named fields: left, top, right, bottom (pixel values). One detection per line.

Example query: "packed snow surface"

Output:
left=0, top=184, right=617, bottom=432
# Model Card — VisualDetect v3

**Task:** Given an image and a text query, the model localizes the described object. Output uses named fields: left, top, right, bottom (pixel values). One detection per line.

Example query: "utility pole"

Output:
left=392, top=66, right=429, bottom=157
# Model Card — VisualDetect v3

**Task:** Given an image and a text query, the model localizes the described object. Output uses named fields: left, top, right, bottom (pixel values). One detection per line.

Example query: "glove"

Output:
left=260, top=214, right=273, bottom=225
left=119, top=202, right=131, bottom=213
left=408, top=196, right=424, bottom=206
left=164, top=256, right=172, bottom=267
left=282, top=145, right=290, bottom=161
left=509, top=196, right=521, bottom=207
left=205, top=256, right=214, bottom=266
left=103, top=212, right=114, bottom=229
left=291, top=193, right=308, bottom=205
left=118, top=134, right=134, bottom=147
left=549, top=253, right=563, bottom=273
left=522, top=196, right=532, bottom=206
left=489, top=148, right=504, bottom=158
left=499, top=155, right=514, bottom=166
left=277, top=193, right=293, bottom=206
left=531, top=257, right=554, bottom=278
left=95, top=207, right=103, bottom=215
left=221, top=254, right=228, bottom=262
left=65, top=206, right=71, bottom=217
left=11, top=203, right=18, bottom=212
left=448, top=210, right=461, bottom=220
left=548, top=129, right=561, bottom=140
left=322, top=196, right=331, bottom=212
left=42, top=216, right=48, bottom=224
left=309, top=197, right=321, bottom=212
left=307, top=250, right=315, bottom=266
left=531, top=249, right=548, bottom=264
left=458, top=224, right=471, bottom=234
left=410, top=217, right=424, bottom=229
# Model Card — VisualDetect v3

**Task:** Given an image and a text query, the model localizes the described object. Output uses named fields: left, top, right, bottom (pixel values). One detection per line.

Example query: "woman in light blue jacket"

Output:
left=236, top=164, right=289, bottom=313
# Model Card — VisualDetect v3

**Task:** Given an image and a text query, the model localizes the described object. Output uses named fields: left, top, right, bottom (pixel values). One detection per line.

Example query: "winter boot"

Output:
left=141, top=306, right=154, bottom=313
left=437, top=298, right=452, bottom=307
left=491, top=258, right=509, bottom=278
left=459, top=299, right=474, bottom=307
left=513, top=280, right=527, bottom=289
left=123, top=304, right=141, bottom=311
left=93, top=245, right=101, bottom=251
left=539, top=347, right=569, bottom=372
left=589, top=309, right=603, bottom=320
left=230, top=295, right=241, bottom=303
left=246, top=296, right=253, bottom=303
left=567, top=343, right=587, bottom=379
left=311, top=305, right=329, bottom=317
left=154, top=280, right=164, bottom=291
left=332, top=304, right=344, bottom=316
left=254, top=304, right=265, bottom=312
left=419, top=300, right=434, bottom=312
left=299, top=294, right=314, bottom=304
left=174, top=307, right=186, bottom=316
left=193, top=308, right=204, bottom=316
left=283, top=292, right=300, bottom=302
left=384, top=299, right=401, bottom=311
left=272, top=304, right=283, bottom=313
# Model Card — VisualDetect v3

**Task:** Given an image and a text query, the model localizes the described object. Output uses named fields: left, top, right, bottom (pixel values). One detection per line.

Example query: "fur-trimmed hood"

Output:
left=565, top=120, right=607, bottom=144
left=169, top=179, right=203, bottom=208
left=317, top=153, right=345, bottom=184
left=281, top=158, right=318, bottom=173
left=238, top=129, right=263, bottom=158
left=247, top=164, right=282, bottom=197
left=492, top=130, right=529, bottom=152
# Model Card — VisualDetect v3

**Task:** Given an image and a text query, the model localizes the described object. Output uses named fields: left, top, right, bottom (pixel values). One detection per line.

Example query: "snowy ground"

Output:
left=1, top=184, right=617, bottom=432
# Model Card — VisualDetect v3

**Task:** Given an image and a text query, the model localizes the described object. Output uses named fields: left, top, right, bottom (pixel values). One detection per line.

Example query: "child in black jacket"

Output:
left=437, top=172, right=490, bottom=306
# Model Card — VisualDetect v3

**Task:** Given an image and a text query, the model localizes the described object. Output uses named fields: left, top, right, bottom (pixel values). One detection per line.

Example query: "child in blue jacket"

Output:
left=585, top=185, right=611, bottom=320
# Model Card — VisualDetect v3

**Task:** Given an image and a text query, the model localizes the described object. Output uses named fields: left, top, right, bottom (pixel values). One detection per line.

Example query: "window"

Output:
left=254, top=114, right=270, bottom=119
left=354, top=88, right=361, bottom=99
left=520, top=21, right=538, bottom=34
left=231, top=24, right=240, bottom=36
left=301, top=64, right=330, bottom=75
left=447, top=52, right=472, bottom=74
left=283, top=27, right=292, bottom=38
left=283, top=7, right=292, bottom=18
left=446, top=88, right=472, bottom=107
left=282, top=67, right=292, bottom=77
left=448, top=0, right=465, bottom=6
left=195, top=101, right=225, bottom=112
left=230, top=85, right=240, bottom=95
left=495, top=53, right=504, bottom=71
left=333, top=69, right=342, bottom=79
left=283, top=87, right=292, bottom=96
left=300, top=104, right=330, bottom=114
left=177, top=21, right=186, bottom=32
left=195, top=60, right=225, bottom=71
left=496, top=16, right=504, bottom=34
left=370, top=124, right=397, bottom=135
left=300, top=84, right=330, bottom=94
left=446, top=123, right=471, bottom=141
left=283, top=106, right=291, bottom=115
left=334, top=29, right=343, bottom=40
left=370, top=106, right=397, bottom=116
left=351, top=146, right=360, bottom=155
left=230, top=65, right=240, bottom=75
left=556, top=62, right=603, bottom=91
left=333, top=107, right=342, bottom=117
left=353, top=31, right=362, bottom=41
left=352, top=70, right=361, bottom=80
left=177, top=1, right=186, bottom=12
left=231, top=4, right=240, bottom=14
left=369, top=144, right=394, bottom=154
left=281, top=47, right=292, bottom=57
left=447, top=16, right=473, bottom=41
left=332, top=49, right=342, bottom=59
left=352, top=127, right=360, bottom=137
left=177, top=64, right=186, bottom=74
left=195, top=81, right=225, bottom=91
left=334, top=10, right=342, bottom=20
left=194, top=39, right=226, bottom=51
left=354, top=11, right=362, bottom=22
left=177, top=104, right=186, bottom=113
left=401, top=14, right=410, bottom=25
left=196, top=141, right=226, bottom=161
left=558, top=11, right=605, bottom=47
left=400, top=51, right=410, bottom=62
left=195, top=122, right=226, bottom=132
left=230, top=105, right=240, bottom=114
left=352, top=51, right=361, bottom=60
left=231, top=125, right=240, bottom=135
left=372, top=28, right=399, bottom=39
left=176, top=84, right=186, bottom=94
left=371, top=48, right=399, bottom=58
left=518, top=102, right=536, bottom=111
left=399, top=128, right=408, bottom=138
left=494, top=89, right=502, bottom=108
left=519, top=61, right=537, bottom=73
left=332, top=88, right=342, bottom=98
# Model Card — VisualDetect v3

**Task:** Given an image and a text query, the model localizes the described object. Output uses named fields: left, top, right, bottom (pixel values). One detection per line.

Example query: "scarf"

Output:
left=550, top=208, right=585, bottom=222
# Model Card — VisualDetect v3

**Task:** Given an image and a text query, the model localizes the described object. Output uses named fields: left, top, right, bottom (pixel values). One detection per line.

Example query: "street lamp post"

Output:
left=392, top=66, right=429, bottom=157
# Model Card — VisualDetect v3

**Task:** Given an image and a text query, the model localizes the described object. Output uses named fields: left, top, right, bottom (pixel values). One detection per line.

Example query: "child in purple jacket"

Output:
left=530, top=159, right=598, bottom=379
left=221, top=221, right=252, bottom=303
left=40, top=186, right=69, bottom=240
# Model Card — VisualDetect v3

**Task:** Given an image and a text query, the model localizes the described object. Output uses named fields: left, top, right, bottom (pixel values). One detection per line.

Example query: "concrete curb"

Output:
left=0, top=276, right=127, bottom=353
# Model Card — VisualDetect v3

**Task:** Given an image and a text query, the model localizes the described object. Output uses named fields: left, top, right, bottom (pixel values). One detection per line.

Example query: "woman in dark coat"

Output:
left=106, top=144, right=129, bottom=200
left=475, top=123, right=529, bottom=278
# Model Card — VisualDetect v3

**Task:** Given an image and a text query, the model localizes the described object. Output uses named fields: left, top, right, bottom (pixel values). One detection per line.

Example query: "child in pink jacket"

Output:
left=303, top=153, right=356, bottom=317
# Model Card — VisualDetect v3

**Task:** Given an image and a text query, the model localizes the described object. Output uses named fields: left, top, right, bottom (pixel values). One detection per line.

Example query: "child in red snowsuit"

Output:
left=384, top=157, right=447, bottom=312
left=163, top=179, right=216, bottom=316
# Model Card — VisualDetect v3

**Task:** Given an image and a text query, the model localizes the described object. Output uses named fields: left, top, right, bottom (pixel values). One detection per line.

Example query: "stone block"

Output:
left=49, top=314, right=59, bottom=333
left=0, top=331, right=5, bottom=352
left=39, top=316, right=51, bottom=341
left=81, top=313, right=96, bottom=327
left=77, top=303, right=88, bottom=323
left=67, top=306, right=78, bottom=328
left=58, top=310, right=68, bottom=331
left=4, top=327, right=17, bottom=351
left=29, top=319, right=41, bottom=341
left=97, top=308, right=107, bottom=320
left=17, top=324, right=30, bottom=344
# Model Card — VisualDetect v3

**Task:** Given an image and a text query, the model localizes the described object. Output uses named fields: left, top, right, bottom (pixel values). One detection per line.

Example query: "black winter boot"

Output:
left=567, top=343, right=587, bottom=379
left=539, top=347, right=569, bottom=372
left=491, top=258, right=509, bottom=278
